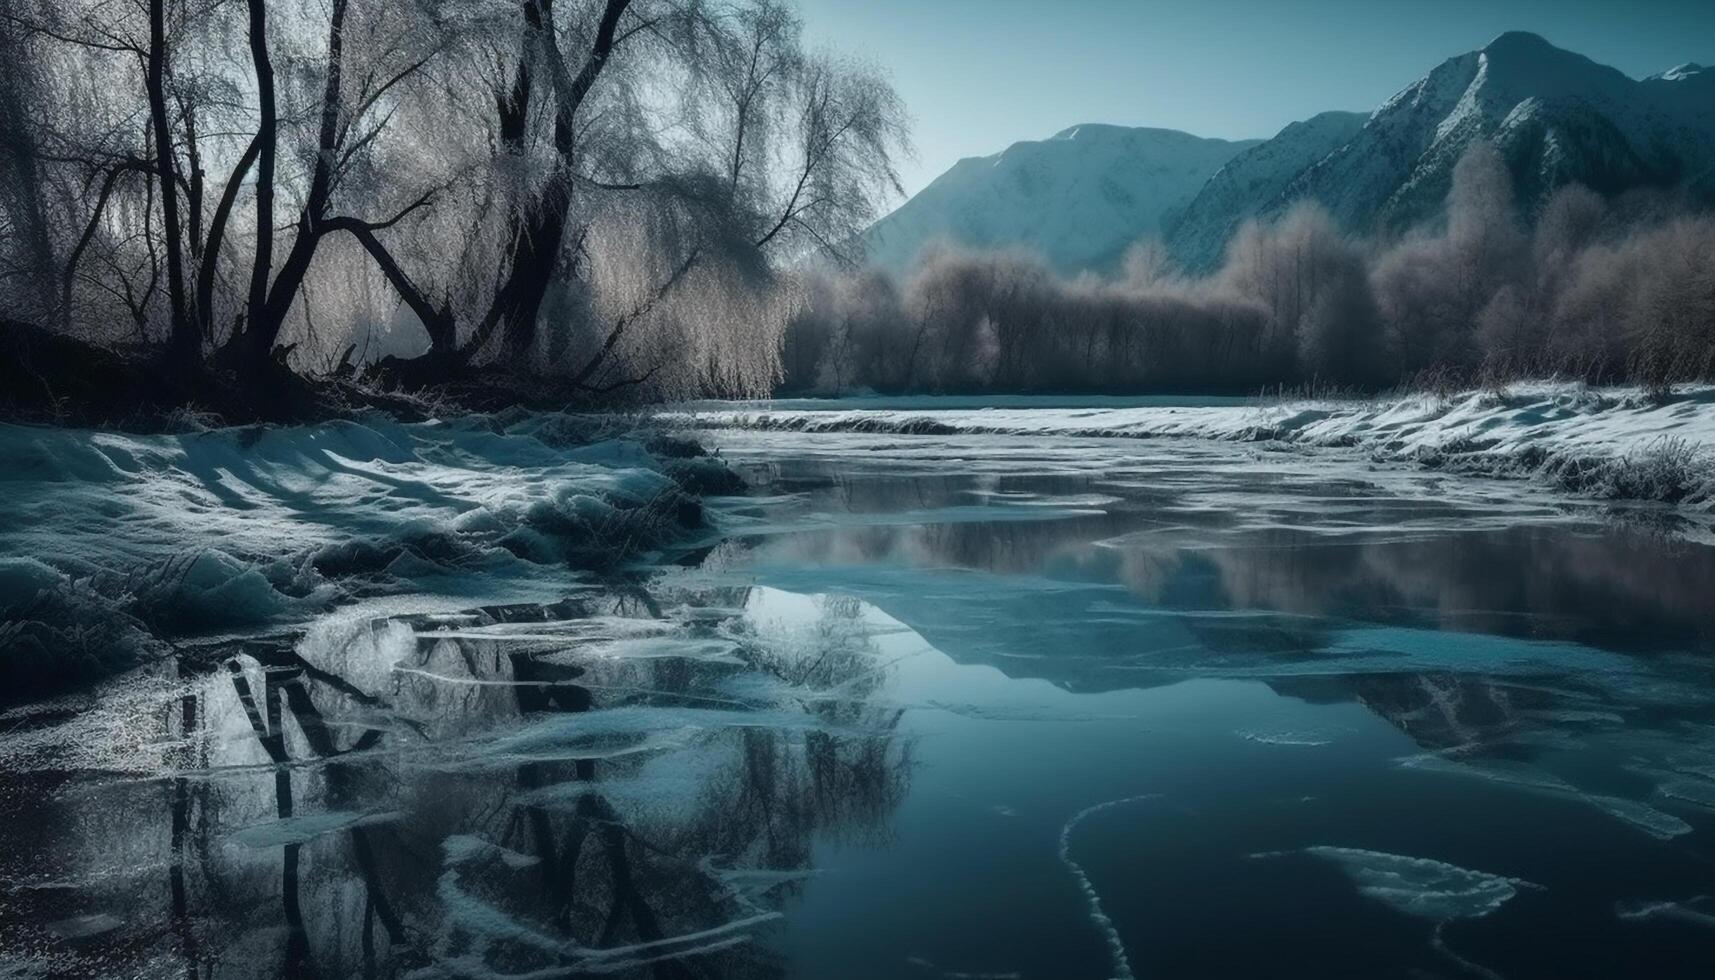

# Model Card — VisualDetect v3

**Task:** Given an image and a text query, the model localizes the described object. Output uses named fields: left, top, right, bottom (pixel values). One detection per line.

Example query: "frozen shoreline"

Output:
left=669, top=384, right=1715, bottom=509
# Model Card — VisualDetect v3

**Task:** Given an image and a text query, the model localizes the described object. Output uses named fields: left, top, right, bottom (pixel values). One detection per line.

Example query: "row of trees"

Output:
left=0, top=0, right=908, bottom=401
left=785, top=143, right=1715, bottom=395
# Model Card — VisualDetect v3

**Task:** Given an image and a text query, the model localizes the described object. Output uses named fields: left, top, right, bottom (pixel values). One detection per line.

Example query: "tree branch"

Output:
left=570, top=247, right=699, bottom=388
left=61, top=167, right=132, bottom=329
left=0, top=12, right=143, bottom=56
left=197, top=133, right=262, bottom=340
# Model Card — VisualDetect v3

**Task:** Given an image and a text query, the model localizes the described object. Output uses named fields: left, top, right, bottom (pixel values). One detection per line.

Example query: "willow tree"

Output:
left=351, top=0, right=910, bottom=398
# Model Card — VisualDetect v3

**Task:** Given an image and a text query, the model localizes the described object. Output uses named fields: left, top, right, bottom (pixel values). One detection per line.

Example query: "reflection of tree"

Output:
left=144, top=584, right=909, bottom=978
left=1116, top=525, right=1715, bottom=654
left=431, top=587, right=910, bottom=978
left=168, top=659, right=205, bottom=979
left=689, top=595, right=911, bottom=872
left=750, top=468, right=1147, bottom=576
left=222, top=643, right=411, bottom=977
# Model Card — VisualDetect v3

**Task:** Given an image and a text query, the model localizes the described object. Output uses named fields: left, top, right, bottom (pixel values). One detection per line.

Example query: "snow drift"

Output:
left=0, top=414, right=738, bottom=701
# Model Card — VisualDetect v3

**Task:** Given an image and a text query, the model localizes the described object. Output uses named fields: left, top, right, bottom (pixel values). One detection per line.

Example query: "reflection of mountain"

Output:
left=1269, top=672, right=1536, bottom=754
left=3, top=587, right=911, bottom=978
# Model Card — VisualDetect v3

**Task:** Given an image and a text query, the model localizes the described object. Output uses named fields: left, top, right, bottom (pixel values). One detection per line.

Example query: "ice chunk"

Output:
left=45, top=913, right=124, bottom=941
left=1237, top=728, right=1341, bottom=747
left=228, top=809, right=403, bottom=849
left=700, top=858, right=822, bottom=912
left=1395, top=752, right=1580, bottom=794
left=442, top=834, right=541, bottom=869
left=1582, top=795, right=1693, bottom=840
left=1654, top=776, right=1715, bottom=810
left=450, top=726, right=699, bottom=772
left=432, top=833, right=780, bottom=976
left=0, top=557, right=66, bottom=612
left=1269, top=846, right=1539, bottom=921
left=1398, top=753, right=1693, bottom=839
left=1616, top=896, right=1715, bottom=930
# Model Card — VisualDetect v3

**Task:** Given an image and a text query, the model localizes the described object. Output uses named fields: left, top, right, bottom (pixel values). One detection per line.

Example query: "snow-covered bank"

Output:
left=670, top=385, right=1715, bottom=508
left=0, top=414, right=738, bottom=700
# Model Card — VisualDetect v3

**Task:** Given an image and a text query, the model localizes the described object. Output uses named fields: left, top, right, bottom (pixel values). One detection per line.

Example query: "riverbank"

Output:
left=671, top=384, right=1715, bottom=509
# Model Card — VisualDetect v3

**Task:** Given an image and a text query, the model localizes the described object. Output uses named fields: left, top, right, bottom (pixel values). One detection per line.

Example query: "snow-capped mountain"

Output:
left=864, top=32, right=1715, bottom=277
left=861, top=124, right=1259, bottom=276
left=1171, top=32, right=1715, bottom=266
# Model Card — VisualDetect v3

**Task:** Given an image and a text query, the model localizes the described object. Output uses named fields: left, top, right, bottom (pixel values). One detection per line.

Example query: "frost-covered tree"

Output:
left=1220, top=202, right=1382, bottom=382
left=1623, top=218, right=1715, bottom=387
left=0, top=0, right=909, bottom=403
left=1372, top=141, right=1530, bottom=377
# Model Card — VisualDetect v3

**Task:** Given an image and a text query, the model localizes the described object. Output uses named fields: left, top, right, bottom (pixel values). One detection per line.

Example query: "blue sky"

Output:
left=794, top=0, right=1715, bottom=197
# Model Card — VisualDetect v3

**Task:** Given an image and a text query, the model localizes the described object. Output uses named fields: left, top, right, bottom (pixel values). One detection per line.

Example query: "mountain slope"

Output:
left=1165, top=111, right=1368, bottom=270
left=861, top=124, right=1259, bottom=276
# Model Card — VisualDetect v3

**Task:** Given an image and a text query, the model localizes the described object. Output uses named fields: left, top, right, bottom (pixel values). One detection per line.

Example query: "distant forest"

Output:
left=785, top=143, right=1715, bottom=397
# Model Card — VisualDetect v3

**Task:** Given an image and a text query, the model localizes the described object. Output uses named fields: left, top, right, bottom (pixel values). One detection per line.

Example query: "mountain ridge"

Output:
left=1250, top=31, right=1715, bottom=247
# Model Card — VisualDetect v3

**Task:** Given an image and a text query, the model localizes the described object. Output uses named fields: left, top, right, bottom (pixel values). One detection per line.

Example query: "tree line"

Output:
left=0, top=0, right=908, bottom=406
left=785, top=143, right=1715, bottom=396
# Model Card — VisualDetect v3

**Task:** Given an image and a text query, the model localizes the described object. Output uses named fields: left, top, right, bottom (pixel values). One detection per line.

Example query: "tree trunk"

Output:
left=482, top=0, right=631, bottom=364
left=147, top=0, right=196, bottom=367
left=496, top=175, right=572, bottom=362
left=229, top=0, right=346, bottom=374
left=365, top=0, right=632, bottom=386
left=245, top=0, right=276, bottom=337
left=0, top=0, right=57, bottom=321
left=194, top=136, right=261, bottom=341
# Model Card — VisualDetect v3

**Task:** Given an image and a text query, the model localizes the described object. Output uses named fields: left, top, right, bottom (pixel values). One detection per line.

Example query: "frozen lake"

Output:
left=3, top=400, right=1715, bottom=978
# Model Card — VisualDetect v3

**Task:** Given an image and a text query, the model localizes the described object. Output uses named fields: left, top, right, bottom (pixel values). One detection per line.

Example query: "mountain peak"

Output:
left=1049, top=123, right=1127, bottom=141
left=1482, top=31, right=1556, bottom=55
left=1046, top=123, right=1232, bottom=144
